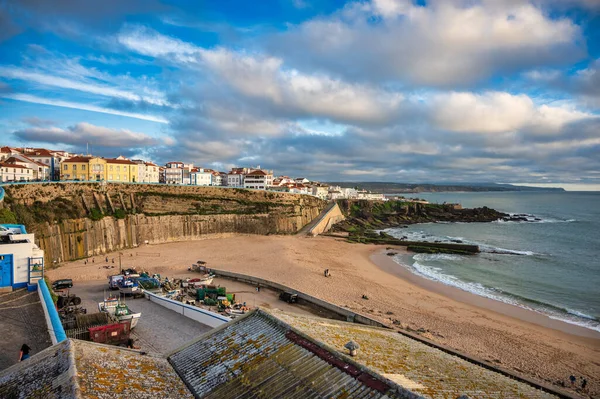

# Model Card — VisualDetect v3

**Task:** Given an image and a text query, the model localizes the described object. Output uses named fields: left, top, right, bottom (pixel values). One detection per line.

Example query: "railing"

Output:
left=37, top=279, right=67, bottom=344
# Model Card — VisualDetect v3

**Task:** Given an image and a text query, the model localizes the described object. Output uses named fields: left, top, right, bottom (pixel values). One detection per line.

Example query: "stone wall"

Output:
left=2, top=183, right=325, bottom=263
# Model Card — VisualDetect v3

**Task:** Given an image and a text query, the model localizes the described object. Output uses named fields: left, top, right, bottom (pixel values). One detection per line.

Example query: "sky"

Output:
left=1, top=0, right=599, bottom=189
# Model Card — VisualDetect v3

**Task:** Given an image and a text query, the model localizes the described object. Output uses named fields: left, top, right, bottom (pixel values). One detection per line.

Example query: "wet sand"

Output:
left=47, top=234, right=600, bottom=397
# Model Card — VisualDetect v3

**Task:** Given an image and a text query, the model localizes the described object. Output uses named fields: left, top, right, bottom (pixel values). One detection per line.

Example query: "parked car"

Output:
left=0, top=226, right=14, bottom=236
left=279, top=292, right=298, bottom=304
left=52, top=279, right=73, bottom=291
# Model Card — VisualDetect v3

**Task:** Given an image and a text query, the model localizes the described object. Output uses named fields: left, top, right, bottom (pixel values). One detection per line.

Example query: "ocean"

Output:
left=385, top=191, right=600, bottom=332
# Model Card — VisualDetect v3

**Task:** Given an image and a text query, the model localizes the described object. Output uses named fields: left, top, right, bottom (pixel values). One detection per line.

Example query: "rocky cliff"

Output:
left=0, top=183, right=325, bottom=263
left=334, top=199, right=508, bottom=231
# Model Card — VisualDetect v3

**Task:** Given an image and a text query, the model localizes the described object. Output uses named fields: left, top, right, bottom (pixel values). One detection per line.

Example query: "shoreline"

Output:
left=370, top=249, right=600, bottom=340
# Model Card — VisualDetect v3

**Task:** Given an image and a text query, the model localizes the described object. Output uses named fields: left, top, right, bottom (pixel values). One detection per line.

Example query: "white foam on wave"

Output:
left=391, top=255, right=600, bottom=333
left=388, top=228, right=539, bottom=256
left=493, top=214, right=577, bottom=224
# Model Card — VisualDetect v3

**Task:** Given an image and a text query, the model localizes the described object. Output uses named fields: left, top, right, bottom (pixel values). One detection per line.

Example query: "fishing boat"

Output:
left=98, top=295, right=141, bottom=329
left=182, top=274, right=214, bottom=288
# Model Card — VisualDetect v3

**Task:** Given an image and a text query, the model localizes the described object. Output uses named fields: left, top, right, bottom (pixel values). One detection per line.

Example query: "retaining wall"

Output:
left=308, top=202, right=346, bottom=236
left=210, top=268, right=388, bottom=328
left=37, top=280, right=66, bottom=344
left=144, top=291, right=230, bottom=328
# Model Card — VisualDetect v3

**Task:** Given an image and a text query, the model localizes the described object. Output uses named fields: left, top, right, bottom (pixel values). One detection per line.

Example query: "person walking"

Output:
left=19, top=344, right=31, bottom=361
left=569, top=375, right=576, bottom=387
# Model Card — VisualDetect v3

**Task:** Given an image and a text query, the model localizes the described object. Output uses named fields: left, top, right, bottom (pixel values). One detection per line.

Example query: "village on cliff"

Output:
left=0, top=145, right=387, bottom=201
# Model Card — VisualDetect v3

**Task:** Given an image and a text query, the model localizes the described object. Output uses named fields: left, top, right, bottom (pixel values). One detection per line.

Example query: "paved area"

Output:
left=0, top=289, right=52, bottom=371
left=64, top=280, right=213, bottom=355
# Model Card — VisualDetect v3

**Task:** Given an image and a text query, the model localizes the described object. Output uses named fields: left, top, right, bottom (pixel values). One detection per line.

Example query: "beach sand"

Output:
left=47, top=234, right=600, bottom=397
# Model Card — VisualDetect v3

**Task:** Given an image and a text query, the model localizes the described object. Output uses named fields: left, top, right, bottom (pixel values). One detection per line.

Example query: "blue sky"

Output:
left=1, top=0, right=599, bottom=189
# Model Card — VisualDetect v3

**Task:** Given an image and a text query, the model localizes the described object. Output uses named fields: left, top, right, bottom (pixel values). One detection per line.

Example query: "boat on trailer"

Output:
left=98, top=295, right=141, bottom=329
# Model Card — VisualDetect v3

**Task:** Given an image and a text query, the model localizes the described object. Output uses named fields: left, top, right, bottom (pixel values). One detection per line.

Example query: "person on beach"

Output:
left=581, top=378, right=587, bottom=391
left=569, top=375, right=576, bottom=386
left=19, top=344, right=30, bottom=361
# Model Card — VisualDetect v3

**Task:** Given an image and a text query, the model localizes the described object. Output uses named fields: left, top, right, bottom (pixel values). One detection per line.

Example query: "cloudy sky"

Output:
left=1, top=0, right=599, bottom=189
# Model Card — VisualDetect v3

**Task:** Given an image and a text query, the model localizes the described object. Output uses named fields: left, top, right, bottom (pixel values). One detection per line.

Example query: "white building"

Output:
left=0, top=146, right=19, bottom=162
left=243, top=170, right=274, bottom=190
left=190, top=168, right=213, bottom=186
left=0, top=224, right=45, bottom=291
left=10, top=154, right=51, bottom=181
left=227, top=169, right=246, bottom=188
left=164, top=161, right=193, bottom=184
left=311, top=185, right=329, bottom=200
left=288, top=183, right=309, bottom=195
left=212, top=172, right=225, bottom=186
left=145, top=162, right=160, bottom=183
left=18, top=148, right=71, bottom=181
left=0, top=162, right=34, bottom=182
left=294, top=177, right=310, bottom=184
left=356, top=190, right=386, bottom=201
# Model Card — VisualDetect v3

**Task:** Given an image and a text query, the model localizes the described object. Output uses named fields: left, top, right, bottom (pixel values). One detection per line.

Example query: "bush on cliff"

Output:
left=0, top=208, right=18, bottom=224
left=89, top=208, right=104, bottom=221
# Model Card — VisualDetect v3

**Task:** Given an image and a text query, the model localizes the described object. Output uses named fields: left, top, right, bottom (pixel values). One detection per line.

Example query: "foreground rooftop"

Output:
left=1, top=309, right=560, bottom=399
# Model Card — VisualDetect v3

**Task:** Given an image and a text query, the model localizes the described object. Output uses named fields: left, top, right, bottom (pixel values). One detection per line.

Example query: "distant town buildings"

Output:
left=0, top=145, right=387, bottom=200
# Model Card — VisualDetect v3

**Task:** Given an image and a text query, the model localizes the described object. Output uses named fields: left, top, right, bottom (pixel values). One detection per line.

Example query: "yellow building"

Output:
left=105, top=158, right=138, bottom=183
left=60, top=156, right=102, bottom=181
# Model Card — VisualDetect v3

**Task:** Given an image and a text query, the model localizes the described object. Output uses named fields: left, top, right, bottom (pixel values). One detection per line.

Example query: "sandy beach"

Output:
left=47, top=234, right=600, bottom=397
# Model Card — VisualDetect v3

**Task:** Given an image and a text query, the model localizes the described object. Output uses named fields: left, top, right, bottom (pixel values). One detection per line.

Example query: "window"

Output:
left=73, top=165, right=77, bottom=170
left=64, top=164, right=68, bottom=170
left=110, top=165, right=113, bottom=171
left=82, top=165, right=86, bottom=171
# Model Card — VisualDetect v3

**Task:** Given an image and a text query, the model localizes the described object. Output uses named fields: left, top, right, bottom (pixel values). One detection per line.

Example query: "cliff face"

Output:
left=334, top=199, right=508, bottom=231
left=1, top=183, right=325, bottom=262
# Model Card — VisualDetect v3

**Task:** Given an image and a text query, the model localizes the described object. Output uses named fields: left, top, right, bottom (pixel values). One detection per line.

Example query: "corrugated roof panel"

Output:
left=169, top=311, right=403, bottom=399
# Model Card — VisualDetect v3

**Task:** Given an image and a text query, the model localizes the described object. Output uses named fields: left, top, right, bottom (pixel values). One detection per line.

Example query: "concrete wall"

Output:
left=209, top=268, right=389, bottom=329
left=309, top=203, right=345, bottom=236
left=144, top=291, right=230, bottom=328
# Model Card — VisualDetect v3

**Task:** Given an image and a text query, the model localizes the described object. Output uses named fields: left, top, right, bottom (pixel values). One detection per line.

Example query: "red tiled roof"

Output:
left=0, top=162, right=31, bottom=169
left=246, top=170, right=267, bottom=176
left=1, top=146, right=15, bottom=153
left=105, top=158, right=136, bottom=165
left=63, top=156, right=93, bottom=163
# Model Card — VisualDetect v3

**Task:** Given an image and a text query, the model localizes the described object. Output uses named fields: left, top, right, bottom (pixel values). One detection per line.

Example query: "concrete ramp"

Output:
left=298, top=202, right=345, bottom=236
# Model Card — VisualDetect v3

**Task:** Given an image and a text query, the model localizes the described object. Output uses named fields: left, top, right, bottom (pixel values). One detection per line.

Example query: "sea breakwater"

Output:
left=0, top=183, right=325, bottom=262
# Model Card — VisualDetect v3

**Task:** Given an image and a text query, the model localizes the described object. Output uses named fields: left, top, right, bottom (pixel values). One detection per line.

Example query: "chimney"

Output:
left=344, top=340, right=360, bottom=357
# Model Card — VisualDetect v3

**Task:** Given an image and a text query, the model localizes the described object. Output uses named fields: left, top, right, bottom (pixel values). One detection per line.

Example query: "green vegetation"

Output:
left=44, top=276, right=58, bottom=304
left=0, top=208, right=17, bottom=224
left=89, top=208, right=104, bottom=221
left=113, top=208, right=127, bottom=219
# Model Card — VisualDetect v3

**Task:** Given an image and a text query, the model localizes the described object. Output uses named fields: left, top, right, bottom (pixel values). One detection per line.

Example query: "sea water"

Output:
left=385, top=191, right=600, bottom=332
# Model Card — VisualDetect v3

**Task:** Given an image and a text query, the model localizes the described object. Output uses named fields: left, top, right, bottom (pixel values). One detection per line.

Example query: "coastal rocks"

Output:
left=334, top=200, right=509, bottom=232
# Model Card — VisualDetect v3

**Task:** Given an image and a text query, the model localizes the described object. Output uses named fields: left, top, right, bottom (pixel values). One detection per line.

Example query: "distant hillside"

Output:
left=325, top=182, right=565, bottom=193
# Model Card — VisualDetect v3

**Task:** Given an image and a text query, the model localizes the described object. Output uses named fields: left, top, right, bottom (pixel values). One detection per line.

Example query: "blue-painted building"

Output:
left=0, top=224, right=44, bottom=291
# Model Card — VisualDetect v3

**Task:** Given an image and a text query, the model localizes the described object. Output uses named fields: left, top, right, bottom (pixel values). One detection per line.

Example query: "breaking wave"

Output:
left=392, top=254, right=600, bottom=333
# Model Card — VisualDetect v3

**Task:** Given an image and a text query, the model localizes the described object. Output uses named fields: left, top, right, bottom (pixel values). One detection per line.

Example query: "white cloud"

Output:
left=3, top=93, right=168, bottom=123
left=117, top=27, right=404, bottom=124
left=13, top=122, right=158, bottom=147
left=117, top=24, right=202, bottom=63
left=0, top=65, right=170, bottom=107
left=275, top=0, right=583, bottom=86
left=431, top=91, right=594, bottom=133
